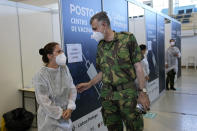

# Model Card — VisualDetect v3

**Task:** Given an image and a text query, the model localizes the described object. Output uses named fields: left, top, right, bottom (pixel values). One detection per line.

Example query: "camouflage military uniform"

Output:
left=96, top=32, right=144, bottom=131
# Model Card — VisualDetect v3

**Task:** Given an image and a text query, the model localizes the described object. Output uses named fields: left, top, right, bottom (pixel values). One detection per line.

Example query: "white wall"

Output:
left=165, top=23, right=172, bottom=51
left=129, top=17, right=146, bottom=45
left=18, top=7, right=53, bottom=88
left=15, top=0, right=58, bottom=7
left=0, top=1, right=58, bottom=121
left=52, top=12, right=61, bottom=44
left=181, top=36, right=197, bottom=66
left=0, top=4, right=22, bottom=120
left=164, top=23, right=196, bottom=67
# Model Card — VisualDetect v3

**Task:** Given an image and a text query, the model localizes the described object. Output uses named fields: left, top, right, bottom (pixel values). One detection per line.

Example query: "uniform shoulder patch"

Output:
left=98, top=40, right=105, bottom=47
left=120, top=31, right=132, bottom=35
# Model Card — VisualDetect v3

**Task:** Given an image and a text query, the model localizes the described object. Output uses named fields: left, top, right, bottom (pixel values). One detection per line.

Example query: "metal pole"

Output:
left=168, top=0, right=174, bottom=16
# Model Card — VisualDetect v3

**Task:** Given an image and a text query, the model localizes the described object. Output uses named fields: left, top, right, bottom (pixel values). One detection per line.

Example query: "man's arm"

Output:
left=165, top=50, right=169, bottom=68
left=135, top=62, right=150, bottom=111
left=176, top=47, right=181, bottom=58
left=89, top=72, right=102, bottom=87
left=77, top=72, right=102, bottom=93
left=134, top=62, right=145, bottom=90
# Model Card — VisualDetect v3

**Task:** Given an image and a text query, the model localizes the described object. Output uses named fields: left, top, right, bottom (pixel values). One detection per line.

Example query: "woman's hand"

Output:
left=62, top=109, right=72, bottom=120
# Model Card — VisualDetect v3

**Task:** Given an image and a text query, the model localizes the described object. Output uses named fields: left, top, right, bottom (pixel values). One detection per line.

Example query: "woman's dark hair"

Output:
left=39, top=42, right=59, bottom=63
left=139, top=44, right=147, bottom=51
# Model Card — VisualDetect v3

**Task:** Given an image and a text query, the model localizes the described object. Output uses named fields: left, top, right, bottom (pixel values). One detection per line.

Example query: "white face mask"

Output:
left=91, top=31, right=104, bottom=42
left=170, top=42, right=175, bottom=46
left=56, top=53, right=67, bottom=66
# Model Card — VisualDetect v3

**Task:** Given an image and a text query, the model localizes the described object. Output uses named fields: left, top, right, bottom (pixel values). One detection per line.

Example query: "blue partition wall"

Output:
left=157, top=14, right=165, bottom=93
left=145, top=9, right=159, bottom=82
left=60, top=0, right=102, bottom=121
left=60, top=0, right=129, bottom=122
left=171, top=21, right=182, bottom=78
left=102, top=0, right=128, bottom=32
left=177, top=23, right=181, bottom=78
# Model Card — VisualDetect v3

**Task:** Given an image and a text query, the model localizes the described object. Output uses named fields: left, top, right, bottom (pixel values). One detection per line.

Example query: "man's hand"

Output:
left=137, top=92, right=150, bottom=111
left=145, top=76, right=149, bottom=81
left=77, top=72, right=103, bottom=93
left=174, top=53, right=179, bottom=57
left=77, top=82, right=91, bottom=93
left=62, top=109, right=72, bottom=120
left=165, top=64, right=168, bottom=68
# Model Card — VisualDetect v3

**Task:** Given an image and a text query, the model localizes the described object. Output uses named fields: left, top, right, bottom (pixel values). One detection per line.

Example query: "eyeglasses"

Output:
left=54, top=49, right=64, bottom=54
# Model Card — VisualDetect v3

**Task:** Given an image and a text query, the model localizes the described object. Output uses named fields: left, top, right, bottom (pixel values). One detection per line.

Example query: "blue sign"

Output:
left=145, top=9, right=159, bottom=82
left=103, top=0, right=128, bottom=32
left=157, top=14, right=165, bottom=93
left=60, top=0, right=102, bottom=121
left=171, top=21, right=177, bottom=40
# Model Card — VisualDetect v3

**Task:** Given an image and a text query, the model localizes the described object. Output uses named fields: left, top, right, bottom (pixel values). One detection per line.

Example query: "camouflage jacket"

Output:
left=96, top=31, right=143, bottom=86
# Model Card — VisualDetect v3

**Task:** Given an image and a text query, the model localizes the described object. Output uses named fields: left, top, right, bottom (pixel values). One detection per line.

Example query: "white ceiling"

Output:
left=8, top=0, right=58, bottom=6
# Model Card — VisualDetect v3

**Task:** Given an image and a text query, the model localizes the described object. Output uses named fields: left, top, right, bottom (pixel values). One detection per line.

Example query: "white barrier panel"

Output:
left=147, top=78, right=159, bottom=103
left=72, top=108, right=108, bottom=131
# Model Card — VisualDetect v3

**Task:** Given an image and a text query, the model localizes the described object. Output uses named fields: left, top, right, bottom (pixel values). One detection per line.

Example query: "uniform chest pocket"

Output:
left=116, top=46, right=131, bottom=64
left=100, top=49, right=115, bottom=66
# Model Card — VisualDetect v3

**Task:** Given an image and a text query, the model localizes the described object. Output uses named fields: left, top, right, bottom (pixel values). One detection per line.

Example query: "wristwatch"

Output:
left=139, top=88, right=147, bottom=93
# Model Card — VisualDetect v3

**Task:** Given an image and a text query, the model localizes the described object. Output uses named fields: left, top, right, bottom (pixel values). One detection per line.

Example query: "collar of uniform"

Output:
left=99, top=31, right=119, bottom=50
left=103, top=31, right=119, bottom=43
left=113, top=31, right=119, bottom=42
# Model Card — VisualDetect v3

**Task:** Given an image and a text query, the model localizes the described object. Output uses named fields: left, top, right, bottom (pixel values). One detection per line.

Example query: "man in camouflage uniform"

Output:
left=77, top=12, right=150, bottom=131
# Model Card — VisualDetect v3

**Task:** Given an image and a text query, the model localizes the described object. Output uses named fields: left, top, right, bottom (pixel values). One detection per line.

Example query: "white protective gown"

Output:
left=165, top=46, right=181, bottom=73
left=33, top=65, right=77, bottom=131
left=141, top=56, right=150, bottom=88
left=141, top=57, right=150, bottom=78
left=135, top=56, right=150, bottom=88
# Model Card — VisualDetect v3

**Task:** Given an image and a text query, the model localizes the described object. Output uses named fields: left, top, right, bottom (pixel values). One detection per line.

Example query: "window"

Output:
left=186, top=9, right=193, bottom=13
left=178, top=10, right=184, bottom=14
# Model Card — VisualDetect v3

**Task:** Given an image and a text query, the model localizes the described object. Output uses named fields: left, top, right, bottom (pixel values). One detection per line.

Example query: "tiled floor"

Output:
left=144, top=68, right=197, bottom=131
left=30, top=68, right=197, bottom=131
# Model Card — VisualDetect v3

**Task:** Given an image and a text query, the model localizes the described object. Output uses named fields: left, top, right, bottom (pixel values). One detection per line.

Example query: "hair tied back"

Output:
left=39, top=48, right=45, bottom=55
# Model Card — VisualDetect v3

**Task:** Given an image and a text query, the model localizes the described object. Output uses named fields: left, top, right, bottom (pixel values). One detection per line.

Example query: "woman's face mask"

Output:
left=91, top=31, right=104, bottom=42
left=56, top=53, right=67, bottom=66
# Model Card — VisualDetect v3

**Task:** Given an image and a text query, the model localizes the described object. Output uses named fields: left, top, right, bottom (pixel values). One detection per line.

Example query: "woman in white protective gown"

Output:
left=33, top=42, right=77, bottom=131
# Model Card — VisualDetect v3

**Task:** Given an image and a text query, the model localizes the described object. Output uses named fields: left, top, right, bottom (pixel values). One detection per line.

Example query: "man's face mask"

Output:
left=170, top=41, right=175, bottom=46
left=56, top=53, right=67, bottom=66
left=91, top=31, right=104, bottom=42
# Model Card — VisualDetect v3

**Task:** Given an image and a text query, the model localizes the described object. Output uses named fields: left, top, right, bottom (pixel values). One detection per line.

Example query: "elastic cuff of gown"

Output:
left=67, top=101, right=76, bottom=110
left=56, top=108, right=63, bottom=119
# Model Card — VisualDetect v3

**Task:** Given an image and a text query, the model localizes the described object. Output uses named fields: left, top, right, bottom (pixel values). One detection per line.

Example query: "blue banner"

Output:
left=157, top=14, right=165, bottom=93
left=171, top=21, right=177, bottom=40
left=145, top=10, right=159, bottom=82
left=176, top=23, right=181, bottom=78
left=60, top=0, right=102, bottom=121
left=103, top=0, right=128, bottom=32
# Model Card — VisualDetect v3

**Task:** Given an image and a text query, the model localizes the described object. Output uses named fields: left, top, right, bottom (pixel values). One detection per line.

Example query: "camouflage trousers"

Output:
left=166, top=69, right=176, bottom=88
left=100, top=82, right=144, bottom=131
